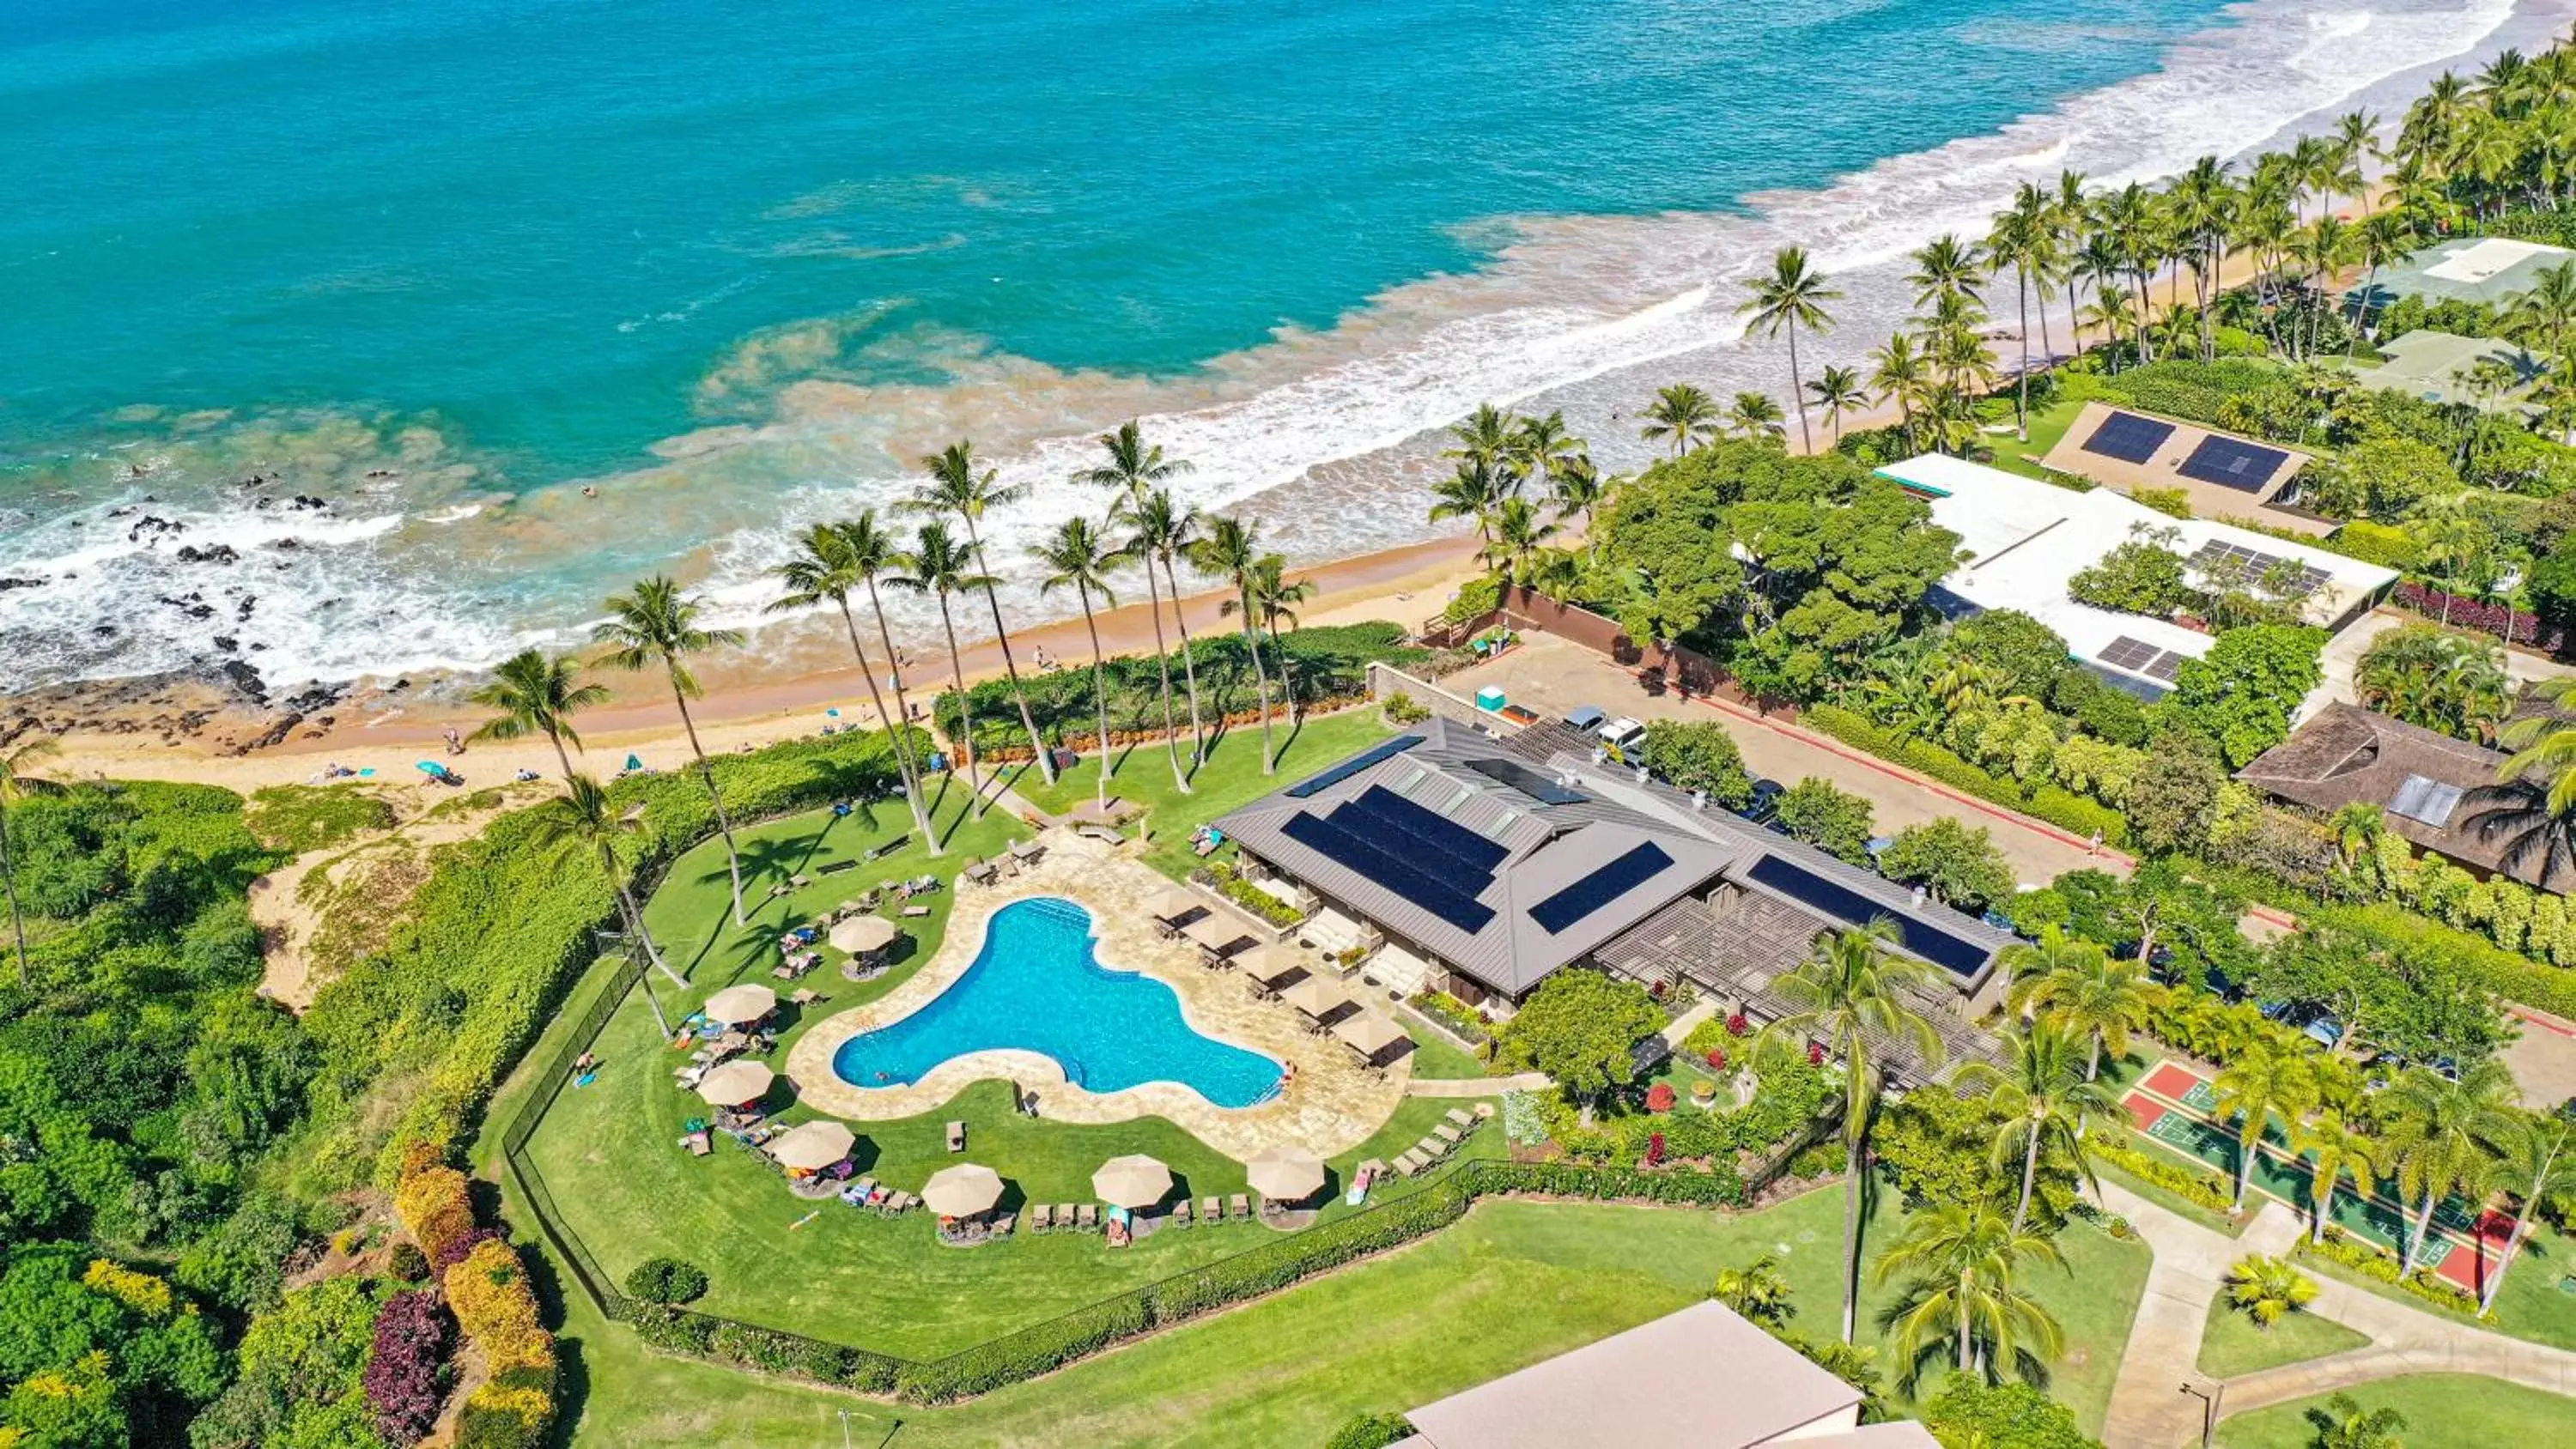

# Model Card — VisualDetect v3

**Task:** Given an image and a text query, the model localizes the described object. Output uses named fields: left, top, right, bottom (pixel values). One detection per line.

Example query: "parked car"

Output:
left=1741, top=778, right=1786, bottom=825
left=1566, top=705, right=1606, bottom=733
left=1596, top=716, right=1647, bottom=755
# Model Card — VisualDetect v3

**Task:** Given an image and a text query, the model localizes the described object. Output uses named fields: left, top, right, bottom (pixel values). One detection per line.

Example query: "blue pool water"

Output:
left=830, top=897, right=1283, bottom=1109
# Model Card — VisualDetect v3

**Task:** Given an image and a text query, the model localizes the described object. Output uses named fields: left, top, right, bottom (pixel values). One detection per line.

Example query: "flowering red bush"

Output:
left=1704, top=1047, right=1727, bottom=1071
left=1807, top=1042, right=1826, bottom=1066
left=1645, top=1083, right=1676, bottom=1113
left=1645, top=1132, right=1668, bottom=1167
left=2396, top=583, right=2563, bottom=652
left=1725, top=1013, right=1749, bottom=1037
left=364, top=1289, right=452, bottom=1446
left=433, top=1225, right=505, bottom=1273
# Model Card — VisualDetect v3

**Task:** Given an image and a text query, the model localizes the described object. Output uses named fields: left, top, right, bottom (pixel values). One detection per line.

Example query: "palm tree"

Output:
left=1481, top=495, right=1562, bottom=587
left=766, top=522, right=936, bottom=851
left=1546, top=453, right=1607, bottom=542
left=843, top=513, right=939, bottom=851
left=2099, top=183, right=2162, bottom=362
left=1870, top=1198, right=2066, bottom=1387
left=1986, top=188, right=2060, bottom=434
left=2309, top=1393, right=2407, bottom=1449
left=1031, top=515, right=1123, bottom=812
left=2381, top=1059, right=2518, bottom=1274
left=1193, top=515, right=1282, bottom=774
left=1713, top=1253, right=1795, bottom=1330
left=1639, top=383, right=1721, bottom=458
left=527, top=773, right=686, bottom=1003
left=909, top=442, right=1056, bottom=785
left=1248, top=555, right=1316, bottom=720
left=468, top=649, right=607, bottom=781
left=2481, top=1111, right=2576, bottom=1312
left=1905, top=234, right=1984, bottom=309
left=594, top=577, right=749, bottom=926
left=1444, top=403, right=1519, bottom=476
left=1807, top=366, right=1868, bottom=449
left=2212, top=1038, right=2317, bottom=1210
left=1127, top=488, right=1211, bottom=770
left=1072, top=421, right=1196, bottom=793
left=1429, top=457, right=1507, bottom=546
left=888, top=522, right=1001, bottom=815
left=1510, top=409, right=1585, bottom=497
left=2348, top=213, right=2412, bottom=356
left=0, top=736, right=63, bottom=986
left=2293, top=1109, right=2381, bottom=1246
left=1868, top=334, right=1932, bottom=448
left=1740, top=246, right=1842, bottom=452
left=1726, top=391, right=1787, bottom=445
left=2225, top=1253, right=2318, bottom=1329
left=1957, top=1021, right=2117, bottom=1232
left=1759, top=922, right=1947, bottom=1343
left=2008, top=930, right=2160, bottom=1082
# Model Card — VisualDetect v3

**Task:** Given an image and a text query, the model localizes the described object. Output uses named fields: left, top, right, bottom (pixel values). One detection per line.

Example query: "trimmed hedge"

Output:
left=2093, top=1128, right=2237, bottom=1215
left=1800, top=704, right=2129, bottom=846
left=2296, top=1228, right=2483, bottom=1317
left=896, top=1294, right=1152, bottom=1404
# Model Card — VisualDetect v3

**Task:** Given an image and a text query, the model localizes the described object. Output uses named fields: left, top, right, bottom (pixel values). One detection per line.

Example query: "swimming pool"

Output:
left=829, top=897, right=1284, bottom=1108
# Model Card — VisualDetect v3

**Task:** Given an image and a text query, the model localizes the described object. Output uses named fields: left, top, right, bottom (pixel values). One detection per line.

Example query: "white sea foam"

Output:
left=3, top=0, right=2559, bottom=695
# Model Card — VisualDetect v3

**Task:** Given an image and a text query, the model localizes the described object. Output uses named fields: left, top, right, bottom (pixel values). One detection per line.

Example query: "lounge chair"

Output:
left=993, top=1213, right=1017, bottom=1239
left=1417, top=1136, right=1448, bottom=1160
left=1173, top=1198, right=1192, bottom=1228
left=1030, top=1204, right=1053, bottom=1232
left=946, top=1121, right=966, bottom=1152
left=1392, top=1151, right=1423, bottom=1177
left=902, top=904, right=933, bottom=918
left=887, top=1191, right=914, bottom=1215
left=1433, top=1124, right=1462, bottom=1145
left=1059, top=1203, right=1079, bottom=1231
left=1443, top=1107, right=1475, bottom=1130
left=1202, top=1195, right=1223, bottom=1224
left=1077, top=1203, right=1098, bottom=1230
left=1229, top=1193, right=1250, bottom=1221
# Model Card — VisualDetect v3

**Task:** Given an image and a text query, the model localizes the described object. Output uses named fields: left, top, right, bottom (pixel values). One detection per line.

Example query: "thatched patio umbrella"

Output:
left=1279, top=974, right=1350, bottom=1019
left=1090, top=1154, right=1174, bottom=1210
left=921, top=1162, right=1006, bottom=1217
left=1147, top=886, right=1201, bottom=923
left=1238, top=943, right=1304, bottom=988
left=693, top=1060, right=775, bottom=1107
left=829, top=915, right=898, bottom=955
left=1245, top=1148, right=1326, bottom=1203
left=702, top=984, right=777, bottom=1027
left=769, top=1120, right=856, bottom=1173
left=1182, top=914, right=1255, bottom=955
left=1332, top=1012, right=1409, bottom=1064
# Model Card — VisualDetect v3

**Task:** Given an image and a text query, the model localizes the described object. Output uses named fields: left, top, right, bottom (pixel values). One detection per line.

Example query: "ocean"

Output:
left=0, top=0, right=2548, bottom=700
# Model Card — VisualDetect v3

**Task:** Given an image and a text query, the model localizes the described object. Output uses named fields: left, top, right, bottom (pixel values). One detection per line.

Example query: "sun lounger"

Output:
left=1416, top=1136, right=1448, bottom=1160
left=1173, top=1198, right=1192, bottom=1227
left=1059, top=1203, right=1078, bottom=1230
left=993, top=1213, right=1017, bottom=1239
left=946, top=1120, right=966, bottom=1152
left=1077, top=1204, right=1098, bottom=1230
left=902, top=905, right=932, bottom=918
left=1229, top=1193, right=1250, bottom=1221
left=1433, top=1124, right=1462, bottom=1144
left=1444, top=1107, right=1475, bottom=1130
left=1030, top=1203, right=1053, bottom=1232
left=681, top=1131, right=711, bottom=1156
left=884, top=1191, right=913, bottom=1215
left=1392, top=1151, right=1423, bottom=1177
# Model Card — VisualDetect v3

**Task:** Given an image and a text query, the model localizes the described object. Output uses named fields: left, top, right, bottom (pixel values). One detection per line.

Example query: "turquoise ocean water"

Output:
left=0, top=0, right=2529, bottom=696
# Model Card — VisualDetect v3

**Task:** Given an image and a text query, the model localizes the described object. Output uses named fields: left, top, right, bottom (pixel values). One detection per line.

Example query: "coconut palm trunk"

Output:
left=862, top=579, right=940, bottom=854
left=0, top=806, right=28, bottom=987
left=665, top=674, right=745, bottom=925
left=957, top=515, right=1056, bottom=787
left=1073, top=584, right=1115, bottom=811
left=1158, top=555, right=1209, bottom=767
left=829, top=595, right=933, bottom=848
left=932, top=591, right=985, bottom=814
left=602, top=841, right=685, bottom=991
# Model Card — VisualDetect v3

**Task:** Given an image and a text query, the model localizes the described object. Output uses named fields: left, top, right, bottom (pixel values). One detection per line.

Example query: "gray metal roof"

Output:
left=1218, top=717, right=2012, bottom=1000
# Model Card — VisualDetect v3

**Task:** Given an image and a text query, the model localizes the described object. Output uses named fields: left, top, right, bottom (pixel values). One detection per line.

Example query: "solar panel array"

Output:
left=1283, top=734, right=1422, bottom=798
left=2081, top=411, right=2177, bottom=464
left=1743, top=853, right=1992, bottom=976
left=1529, top=842, right=1675, bottom=936
left=2096, top=634, right=2190, bottom=684
left=2388, top=773, right=2466, bottom=828
left=1282, top=810, right=1495, bottom=932
left=2178, top=435, right=2290, bottom=493
left=2188, top=541, right=2330, bottom=597
left=1461, top=756, right=1590, bottom=805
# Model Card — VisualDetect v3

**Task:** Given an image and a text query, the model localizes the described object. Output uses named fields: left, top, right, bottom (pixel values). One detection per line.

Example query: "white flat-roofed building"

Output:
left=1874, top=454, right=2398, bottom=698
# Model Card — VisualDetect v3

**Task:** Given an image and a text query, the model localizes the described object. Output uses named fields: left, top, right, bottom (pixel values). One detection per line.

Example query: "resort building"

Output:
left=2352, top=235, right=2576, bottom=310
left=1390, top=1300, right=1938, bottom=1449
left=2239, top=701, right=2567, bottom=893
left=2032, top=400, right=2327, bottom=531
left=2346, top=329, right=2546, bottom=415
left=1875, top=453, right=2400, bottom=700
left=1211, top=715, right=2012, bottom=1076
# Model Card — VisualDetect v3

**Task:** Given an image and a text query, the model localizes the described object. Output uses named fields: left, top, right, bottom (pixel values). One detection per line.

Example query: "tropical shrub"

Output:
left=2297, top=1228, right=2482, bottom=1316
left=1922, top=1372, right=2105, bottom=1449
left=245, top=785, right=398, bottom=854
left=2092, top=1130, right=2236, bottom=1214
left=2225, top=1254, right=2318, bottom=1329
left=1202, top=861, right=1305, bottom=927
left=1798, top=706, right=2128, bottom=846
left=1774, top=778, right=1874, bottom=864
left=1879, top=818, right=2016, bottom=913
left=623, top=1258, right=709, bottom=1307
left=1643, top=719, right=1755, bottom=809
left=2069, top=531, right=2193, bottom=618
left=362, top=1289, right=451, bottom=1446
left=392, top=1160, right=475, bottom=1271
left=1326, top=1411, right=1416, bottom=1449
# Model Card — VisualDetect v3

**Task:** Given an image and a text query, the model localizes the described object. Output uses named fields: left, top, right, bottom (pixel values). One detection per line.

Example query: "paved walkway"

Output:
left=2096, top=1180, right=2576, bottom=1446
left=1405, top=1073, right=1546, bottom=1097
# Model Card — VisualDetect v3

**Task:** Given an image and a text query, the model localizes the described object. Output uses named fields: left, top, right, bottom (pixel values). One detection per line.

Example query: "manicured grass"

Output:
left=1979, top=393, right=2088, bottom=482
left=1007, top=708, right=1393, bottom=879
left=2216, top=1374, right=2576, bottom=1449
left=2196, top=1295, right=2371, bottom=1379
left=1397, top=1011, right=1492, bottom=1080
left=2288, top=1220, right=2576, bottom=1355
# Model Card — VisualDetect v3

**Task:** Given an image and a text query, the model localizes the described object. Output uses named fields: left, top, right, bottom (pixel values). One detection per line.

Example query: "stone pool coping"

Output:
left=782, top=830, right=1408, bottom=1161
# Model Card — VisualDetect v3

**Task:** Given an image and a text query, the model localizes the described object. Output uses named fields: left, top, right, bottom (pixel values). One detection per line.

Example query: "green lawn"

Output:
left=2196, top=1297, right=2371, bottom=1379
left=1006, top=708, right=1392, bottom=879
left=2217, top=1374, right=2576, bottom=1449
left=1396, top=1011, right=1492, bottom=1080
left=2286, top=1220, right=2576, bottom=1356
left=1978, top=393, right=2088, bottom=482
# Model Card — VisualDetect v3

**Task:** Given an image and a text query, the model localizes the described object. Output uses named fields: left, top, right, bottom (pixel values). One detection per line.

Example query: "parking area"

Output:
left=1440, top=633, right=2111, bottom=888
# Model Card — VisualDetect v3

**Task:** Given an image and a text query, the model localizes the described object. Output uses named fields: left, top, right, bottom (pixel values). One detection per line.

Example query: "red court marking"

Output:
left=2123, top=1095, right=2166, bottom=1132
left=2142, top=1063, right=2204, bottom=1101
left=2434, top=1240, right=2481, bottom=1294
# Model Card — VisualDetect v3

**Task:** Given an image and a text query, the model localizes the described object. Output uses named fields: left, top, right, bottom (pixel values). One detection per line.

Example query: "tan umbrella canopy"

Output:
left=702, top=984, right=778, bottom=1027
left=769, top=1119, right=857, bottom=1172
left=1279, top=973, right=1350, bottom=1018
left=693, top=1059, right=775, bottom=1106
left=1246, top=1147, right=1326, bottom=1202
left=1182, top=914, right=1254, bottom=954
left=921, top=1162, right=1006, bottom=1217
left=1238, top=943, right=1303, bottom=987
left=1090, top=1154, right=1174, bottom=1209
left=1333, top=1012, right=1409, bottom=1060
left=1147, top=886, right=1200, bottom=922
left=830, top=915, right=898, bottom=955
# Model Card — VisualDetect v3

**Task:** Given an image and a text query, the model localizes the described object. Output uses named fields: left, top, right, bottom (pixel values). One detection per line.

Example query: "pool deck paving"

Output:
left=785, top=828, right=1406, bottom=1161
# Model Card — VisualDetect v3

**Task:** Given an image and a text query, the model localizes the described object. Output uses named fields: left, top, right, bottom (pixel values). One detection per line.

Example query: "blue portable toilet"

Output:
left=1474, top=685, right=1507, bottom=712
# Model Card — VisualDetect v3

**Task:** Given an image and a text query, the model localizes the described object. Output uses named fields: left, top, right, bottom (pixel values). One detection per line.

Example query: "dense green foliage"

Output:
left=1492, top=972, right=1665, bottom=1112
left=1879, top=818, right=2016, bottom=913
left=1775, top=778, right=1876, bottom=864
left=1643, top=719, right=1753, bottom=809
left=1922, top=1373, right=2105, bottom=1449
left=242, top=786, right=398, bottom=856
